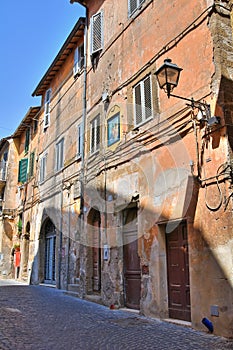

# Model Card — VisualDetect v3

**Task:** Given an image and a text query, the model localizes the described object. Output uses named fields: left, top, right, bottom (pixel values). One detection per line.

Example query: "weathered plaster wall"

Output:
left=82, top=0, right=233, bottom=337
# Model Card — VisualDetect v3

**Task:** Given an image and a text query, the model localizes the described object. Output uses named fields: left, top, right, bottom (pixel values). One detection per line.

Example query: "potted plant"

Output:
left=13, top=243, right=20, bottom=252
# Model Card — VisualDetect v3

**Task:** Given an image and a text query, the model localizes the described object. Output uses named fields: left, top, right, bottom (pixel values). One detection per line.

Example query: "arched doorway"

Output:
left=87, top=208, right=101, bottom=292
left=44, top=219, right=56, bottom=284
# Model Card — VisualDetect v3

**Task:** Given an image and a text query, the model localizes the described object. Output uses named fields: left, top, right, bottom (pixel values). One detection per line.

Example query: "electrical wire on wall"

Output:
left=202, top=162, right=232, bottom=211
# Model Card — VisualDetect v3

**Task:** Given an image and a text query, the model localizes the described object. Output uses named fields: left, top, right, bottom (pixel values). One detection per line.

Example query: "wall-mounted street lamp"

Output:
left=155, top=59, right=220, bottom=127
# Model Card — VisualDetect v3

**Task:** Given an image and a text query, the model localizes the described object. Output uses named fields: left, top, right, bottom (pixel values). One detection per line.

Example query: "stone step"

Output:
left=67, top=283, right=80, bottom=294
left=84, top=294, right=102, bottom=305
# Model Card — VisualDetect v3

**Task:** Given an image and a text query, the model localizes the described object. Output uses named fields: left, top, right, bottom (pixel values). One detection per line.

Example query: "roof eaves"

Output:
left=12, top=106, right=41, bottom=138
left=32, top=16, right=85, bottom=97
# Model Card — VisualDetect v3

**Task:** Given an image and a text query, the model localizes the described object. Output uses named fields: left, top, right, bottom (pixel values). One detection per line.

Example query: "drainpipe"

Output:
left=70, top=0, right=88, bottom=295
left=58, top=185, right=63, bottom=289
left=70, top=0, right=88, bottom=215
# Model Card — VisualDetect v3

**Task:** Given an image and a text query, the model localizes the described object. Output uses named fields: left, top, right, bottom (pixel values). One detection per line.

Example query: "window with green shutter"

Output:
left=18, top=158, right=28, bottom=183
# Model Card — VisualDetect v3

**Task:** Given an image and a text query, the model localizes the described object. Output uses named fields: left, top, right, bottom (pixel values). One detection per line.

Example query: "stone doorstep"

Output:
left=118, top=307, right=140, bottom=314
left=163, top=318, right=192, bottom=328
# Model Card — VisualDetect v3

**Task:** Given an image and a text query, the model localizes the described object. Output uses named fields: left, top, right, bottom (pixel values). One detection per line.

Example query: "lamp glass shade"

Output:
left=155, top=59, right=183, bottom=94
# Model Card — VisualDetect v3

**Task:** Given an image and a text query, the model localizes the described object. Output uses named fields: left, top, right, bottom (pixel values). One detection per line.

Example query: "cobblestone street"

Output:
left=0, top=280, right=232, bottom=350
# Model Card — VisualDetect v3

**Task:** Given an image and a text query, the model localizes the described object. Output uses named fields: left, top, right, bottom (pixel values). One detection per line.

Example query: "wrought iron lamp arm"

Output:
left=169, top=93, right=211, bottom=119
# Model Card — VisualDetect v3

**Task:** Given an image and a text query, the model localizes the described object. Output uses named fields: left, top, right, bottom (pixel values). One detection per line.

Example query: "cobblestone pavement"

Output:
left=0, top=280, right=232, bottom=350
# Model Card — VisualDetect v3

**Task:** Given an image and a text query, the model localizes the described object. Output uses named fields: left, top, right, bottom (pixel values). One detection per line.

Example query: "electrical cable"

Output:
left=203, top=162, right=231, bottom=211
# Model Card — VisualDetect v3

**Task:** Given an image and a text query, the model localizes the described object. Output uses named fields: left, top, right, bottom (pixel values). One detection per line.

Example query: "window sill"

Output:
left=134, top=116, right=153, bottom=129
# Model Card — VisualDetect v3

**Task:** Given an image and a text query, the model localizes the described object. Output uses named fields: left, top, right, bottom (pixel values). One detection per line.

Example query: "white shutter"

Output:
left=56, top=139, right=64, bottom=171
left=90, top=114, right=100, bottom=153
left=128, top=0, right=145, bottom=16
left=134, top=75, right=152, bottom=126
left=134, top=83, right=143, bottom=125
left=91, top=12, right=103, bottom=54
left=40, top=154, right=47, bottom=183
left=144, top=75, right=152, bottom=120
left=129, top=0, right=138, bottom=15
left=77, top=123, right=83, bottom=157
left=44, top=89, right=51, bottom=128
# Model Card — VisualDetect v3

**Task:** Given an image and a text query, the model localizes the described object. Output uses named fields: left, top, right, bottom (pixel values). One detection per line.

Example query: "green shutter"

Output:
left=18, top=158, right=28, bottom=183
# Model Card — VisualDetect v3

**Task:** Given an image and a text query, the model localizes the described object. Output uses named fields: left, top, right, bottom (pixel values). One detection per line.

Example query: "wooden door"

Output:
left=93, top=219, right=101, bottom=291
left=123, top=207, right=141, bottom=309
left=166, top=221, right=191, bottom=321
left=45, top=234, right=56, bottom=283
left=44, top=220, right=56, bottom=284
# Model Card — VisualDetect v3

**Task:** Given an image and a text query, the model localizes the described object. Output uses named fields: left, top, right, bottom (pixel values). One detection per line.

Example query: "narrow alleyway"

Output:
left=0, top=280, right=232, bottom=350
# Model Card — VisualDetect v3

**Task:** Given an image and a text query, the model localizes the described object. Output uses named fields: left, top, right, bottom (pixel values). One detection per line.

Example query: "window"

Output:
left=33, top=119, right=38, bottom=133
left=18, top=158, right=28, bottom=183
left=28, top=151, right=35, bottom=178
left=73, top=44, right=84, bottom=76
left=39, top=154, right=47, bottom=183
left=90, top=11, right=103, bottom=55
left=90, top=115, right=100, bottom=154
left=133, top=75, right=153, bottom=126
left=128, top=0, right=145, bottom=16
left=44, top=88, right=51, bottom=128
left=77, top=123, right=83, bottom=158
left=25, top=128, right=30, bottom=153
left=56, top=138, right=64, bottom=171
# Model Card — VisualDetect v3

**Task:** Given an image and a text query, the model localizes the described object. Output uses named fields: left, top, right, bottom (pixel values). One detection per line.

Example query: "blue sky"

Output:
left=0, top=0, right=84, bottom=140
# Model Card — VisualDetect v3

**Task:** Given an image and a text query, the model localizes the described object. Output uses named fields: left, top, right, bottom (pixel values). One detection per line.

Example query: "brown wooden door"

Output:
left=123, top=207, right=141, bottom=309
left=93, top=219, right=101, bottom=291
left=166, top=221, right=191, bottom=321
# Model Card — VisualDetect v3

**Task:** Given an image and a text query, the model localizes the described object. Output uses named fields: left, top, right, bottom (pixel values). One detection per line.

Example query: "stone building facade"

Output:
left=0, top=0, right=232, bottom=338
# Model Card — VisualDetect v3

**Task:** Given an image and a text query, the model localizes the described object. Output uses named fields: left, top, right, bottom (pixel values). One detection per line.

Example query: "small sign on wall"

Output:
left=103, top=244, right=109, bottom=261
